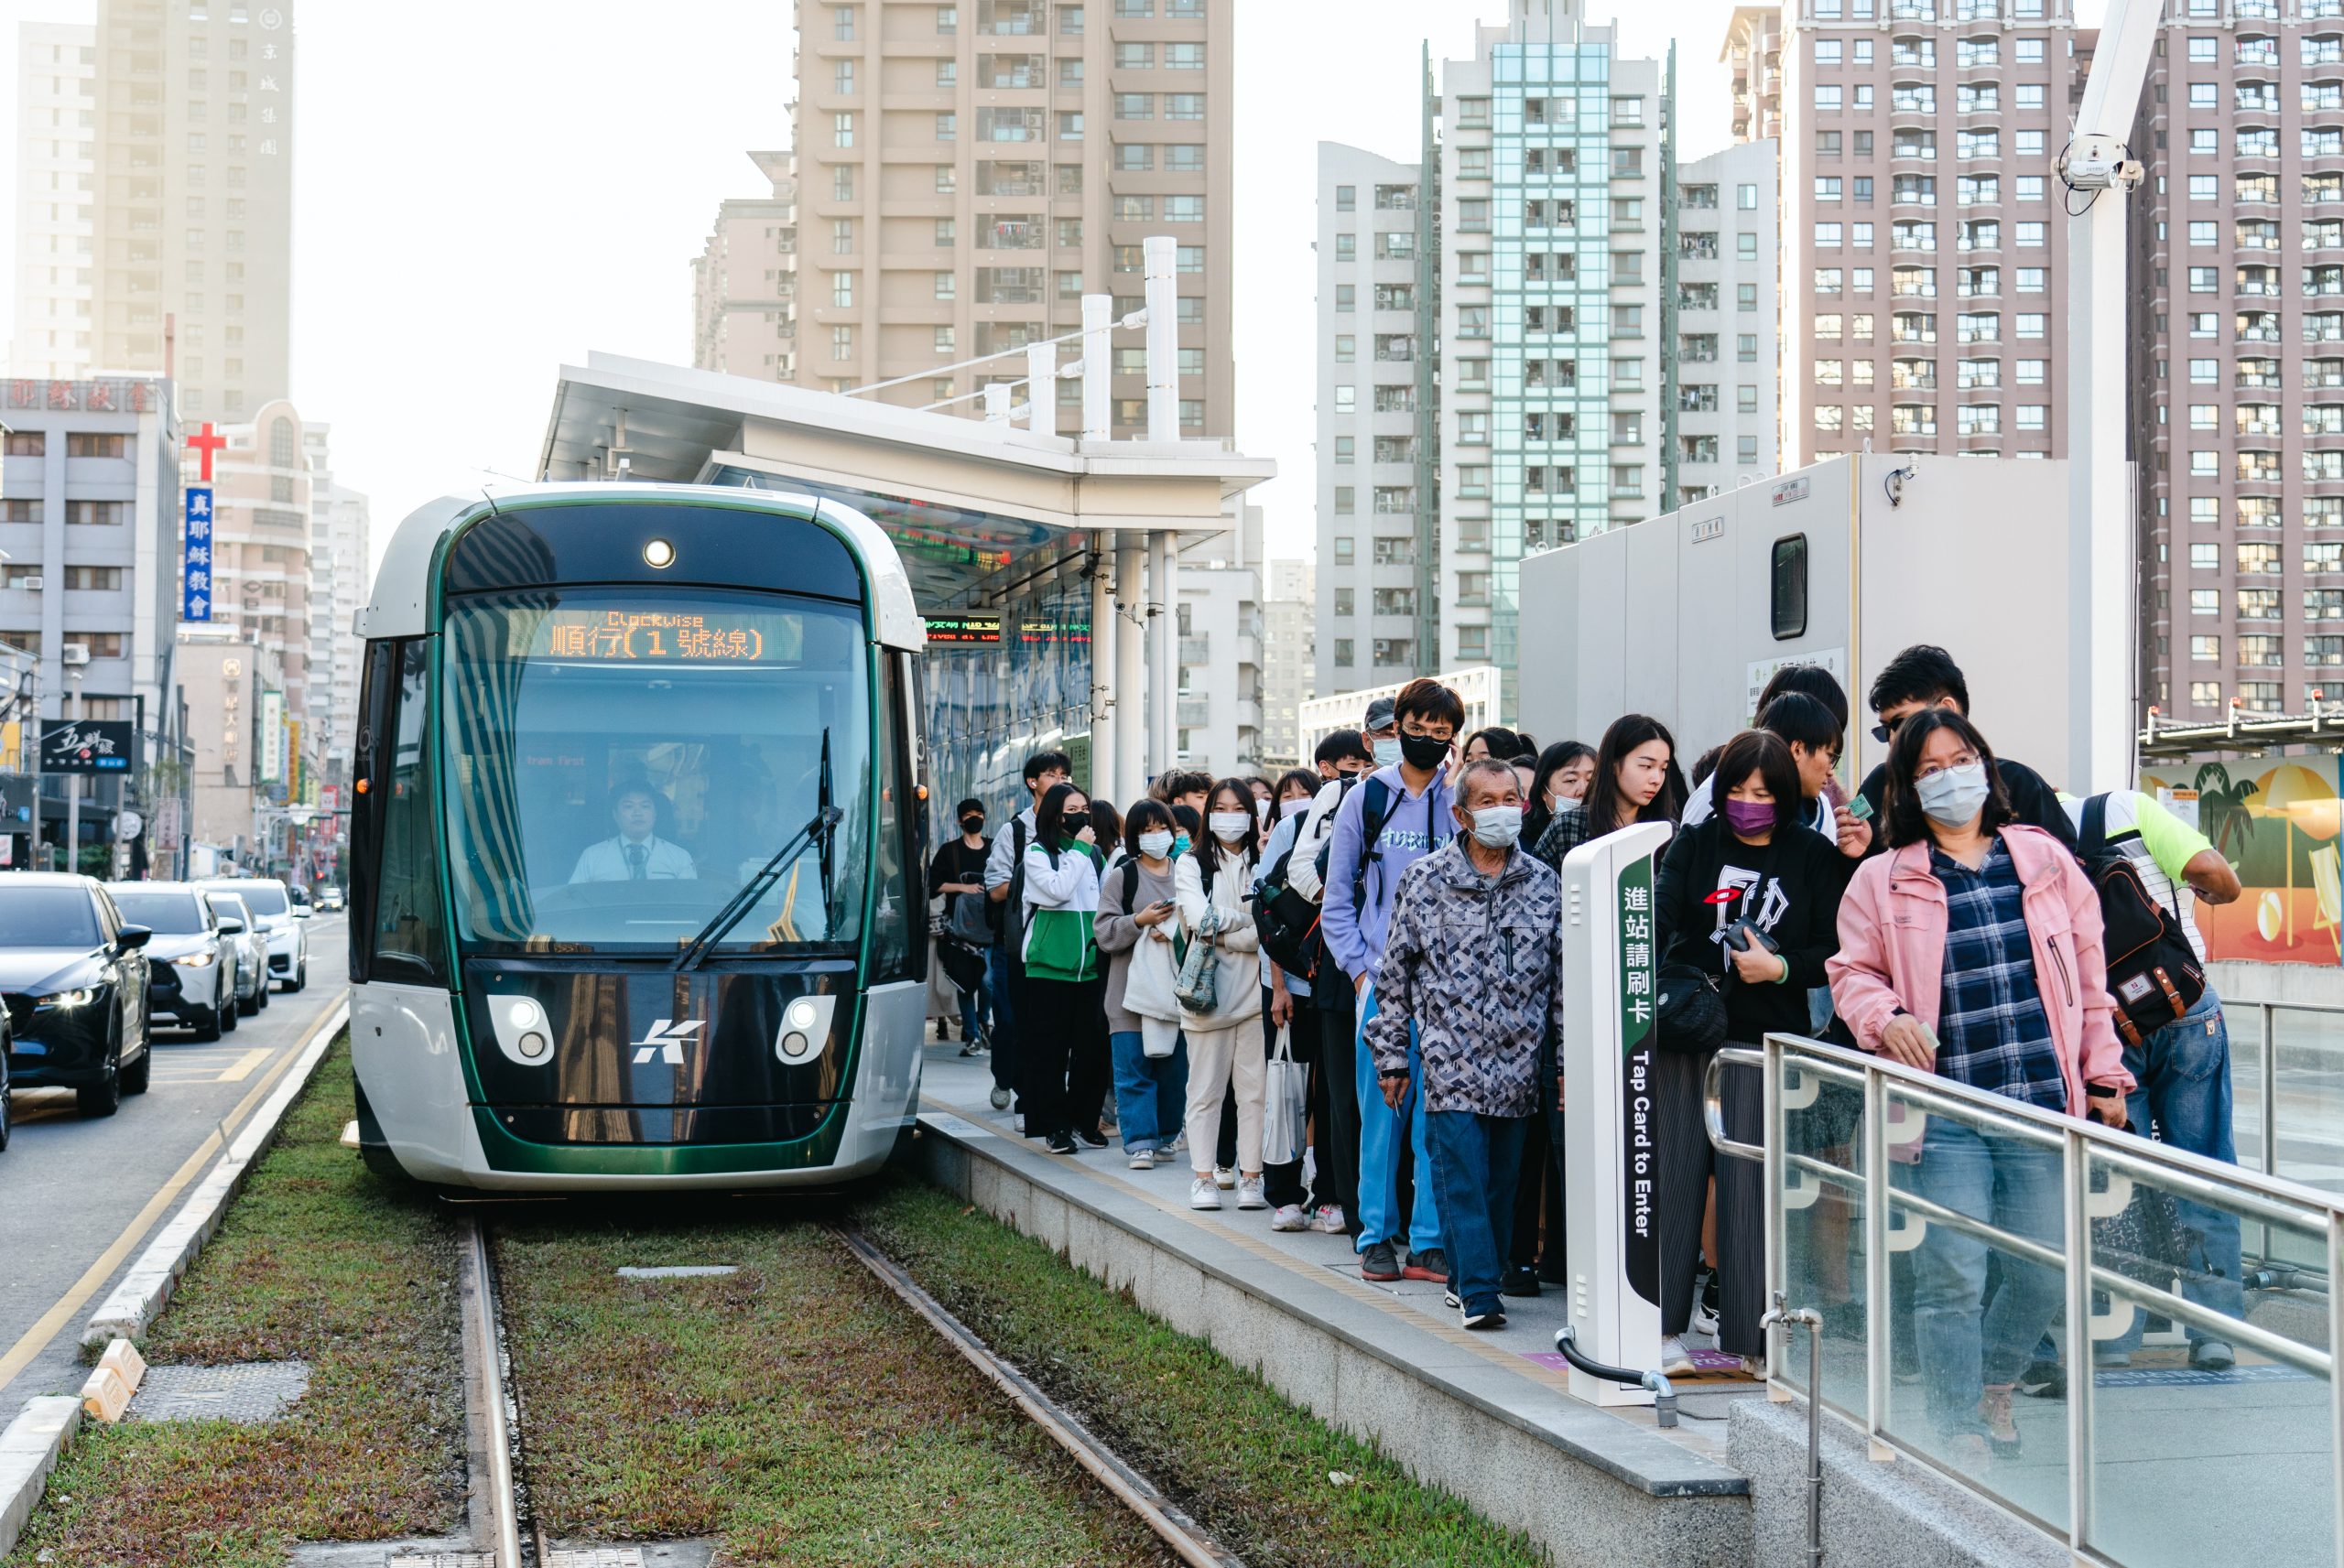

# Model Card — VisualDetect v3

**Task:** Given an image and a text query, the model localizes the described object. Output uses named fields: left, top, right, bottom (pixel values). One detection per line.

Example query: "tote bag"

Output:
left=1262, top=1023, right=1308, bottom=1168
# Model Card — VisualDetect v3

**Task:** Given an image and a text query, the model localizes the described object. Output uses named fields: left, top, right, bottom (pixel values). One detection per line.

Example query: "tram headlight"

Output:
left=506, top=999, right=542, bottom=1029
left=787, top=999, right=817, bottom=1031
left=643, top=538, right=676, bottom=568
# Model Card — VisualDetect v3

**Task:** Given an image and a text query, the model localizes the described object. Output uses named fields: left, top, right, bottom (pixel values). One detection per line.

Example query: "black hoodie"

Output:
left=1655, top=816, right=1855, bottom=1044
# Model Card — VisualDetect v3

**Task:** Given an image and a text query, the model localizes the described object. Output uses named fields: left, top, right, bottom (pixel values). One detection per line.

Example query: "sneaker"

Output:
left=1502, top=1266, right=1542, bottom=1299
left=1043, top=1131, right=1078, bottom=1155
left=990, top=1087, right=1011, bottom=1110
left=1236, top=1176, right=1268, bottom=1210
left=1738, top=1355, right=1768, bottom=1379
left=2015, top=1358, right=2066, bottom=1400
left=1360, top=1239, right=1403, bottom=1281
left=1660, top=1336, right=1697, bottom=1376
left=1309, top=1204, right=1349, bottom=1235
left=1128, top=1149, right=1156, bottom=1171
left=2092, top=1348, right=2132, bottom=1369
left=1270, top=1204, right=1309, bottom=1232
left=1163, top=1132, right=1188, bottom=1157
left=1978, top=1386, right=2022, bottom=1457
left=1213, top=1165, right=1237, bottom=1190
left=1443, top=1290, right=1462, bottom=1310
left=1014, top=1115, right=1027, bottom=1135
left=1401, top=1247, right=1449, bottom=1282
left=959, top=1042, right=983, bottom=1057
left=1463, top=1308, right=1506, bottom=1332
left=2190, top=1339, right=2237, bottom=1373
left=1074, top=1127, right=1108, bottom=1150
left=1189, top=1176, right=1222, bottom=1211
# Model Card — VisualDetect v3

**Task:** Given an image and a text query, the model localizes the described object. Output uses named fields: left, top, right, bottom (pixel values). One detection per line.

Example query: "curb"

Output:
left=0, top=1398, right=81, bottom=1558
left=80, top=995, right=349, bottom=1347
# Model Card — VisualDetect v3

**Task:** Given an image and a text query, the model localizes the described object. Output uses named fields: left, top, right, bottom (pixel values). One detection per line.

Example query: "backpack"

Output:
left=988, top=816, right=1030, bottom=948
left=1251, top=838, right=1324, bottom=982
left=2078, top=794, right=2206, bottom=1047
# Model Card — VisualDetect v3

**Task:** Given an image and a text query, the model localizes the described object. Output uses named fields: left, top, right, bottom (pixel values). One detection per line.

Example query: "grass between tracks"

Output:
left=3, top=1039, right=467, bottom=1568
left=496, top=1206, right=1175, bottom=1567
left=852, top=1175, right=1550, bottom=1568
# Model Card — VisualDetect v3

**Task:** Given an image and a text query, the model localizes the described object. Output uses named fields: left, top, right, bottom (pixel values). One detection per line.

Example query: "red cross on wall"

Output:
left=186, top=422, right=226, bottom=482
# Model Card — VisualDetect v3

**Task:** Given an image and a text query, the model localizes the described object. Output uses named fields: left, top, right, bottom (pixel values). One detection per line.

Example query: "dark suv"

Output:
left=0, top=875, right=153, bottom=1117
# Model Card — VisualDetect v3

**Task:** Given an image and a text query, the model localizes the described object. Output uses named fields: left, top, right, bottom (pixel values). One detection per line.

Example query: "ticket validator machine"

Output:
left=1558, top=820, right=1672, bottom=1408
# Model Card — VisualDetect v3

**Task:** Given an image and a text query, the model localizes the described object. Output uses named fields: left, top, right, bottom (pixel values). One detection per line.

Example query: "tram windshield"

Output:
left=440, top=588, right=872, bottom=955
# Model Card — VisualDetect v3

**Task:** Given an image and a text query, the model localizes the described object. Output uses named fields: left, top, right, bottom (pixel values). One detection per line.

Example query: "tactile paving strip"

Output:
left=546, top=1552, right=646, bottom=1567
left=131, top=1360, right=310, bottom=1423
left=385, top=1555, right=494, bottom=1568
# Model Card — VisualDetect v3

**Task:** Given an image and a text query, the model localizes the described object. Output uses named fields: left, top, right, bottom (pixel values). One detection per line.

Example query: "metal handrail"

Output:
left=1739, top=1031, right=2344, bottom=1568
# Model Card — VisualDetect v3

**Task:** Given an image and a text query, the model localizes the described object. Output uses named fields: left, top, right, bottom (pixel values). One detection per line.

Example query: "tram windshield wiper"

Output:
left=672, top=802, right=844, bottom=972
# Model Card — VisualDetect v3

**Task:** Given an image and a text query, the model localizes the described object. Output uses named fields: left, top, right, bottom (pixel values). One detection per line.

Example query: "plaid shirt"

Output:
left=1931, top=838, right=2066, bottom=1111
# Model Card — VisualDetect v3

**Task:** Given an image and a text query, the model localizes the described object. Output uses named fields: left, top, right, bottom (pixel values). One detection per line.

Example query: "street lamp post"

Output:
left=62, top=670, right=81, bottom=877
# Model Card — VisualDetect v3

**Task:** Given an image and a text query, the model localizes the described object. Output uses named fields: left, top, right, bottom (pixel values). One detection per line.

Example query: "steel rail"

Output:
left=831, top=1225, right=1246, bottom=1568
left=458, top=1216, right=525, bottom=1568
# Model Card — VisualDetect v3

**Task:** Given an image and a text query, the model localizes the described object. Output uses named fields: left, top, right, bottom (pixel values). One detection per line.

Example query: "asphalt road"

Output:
left=0, top=914, right=349, bottom=1411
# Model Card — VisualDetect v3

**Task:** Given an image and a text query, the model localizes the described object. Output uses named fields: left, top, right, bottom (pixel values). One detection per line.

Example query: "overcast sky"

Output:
left=0, top=0, right=1765, bottom=571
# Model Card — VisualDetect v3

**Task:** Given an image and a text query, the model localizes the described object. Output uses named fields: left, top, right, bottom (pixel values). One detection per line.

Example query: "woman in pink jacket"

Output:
left=1827, top=709, right=2132, bottom=1468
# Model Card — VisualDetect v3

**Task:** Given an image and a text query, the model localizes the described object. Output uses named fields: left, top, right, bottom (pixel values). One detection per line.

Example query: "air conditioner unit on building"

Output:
left=60, top=643, right=89, bottom=666
left=20, top=577, right=41, bottom=591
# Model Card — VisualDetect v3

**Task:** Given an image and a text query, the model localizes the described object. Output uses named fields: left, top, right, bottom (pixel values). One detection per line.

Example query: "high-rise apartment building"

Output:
left=690, top=150, right=800, bottom=383
left=2132, top=0, right=2344, bottom=723
left=1675, top=139, right=1782, bottom=503
left=301, top=424, right=368, bottom=788
left=1435, top=1, right=1671, bottom=710
left=1724, top=5, right=1786, bottom=145
left=787, top=0, right=1232, bottom=436
left=1314, top=141, right=1424, bottom=706
left=202, top=399, right=313, bottom=766
left=10, top=23, right=100, bottom=380
left=1261, top=555, right=1313, bottom=766
left=1174, top=501, right=1262, bottom=775
left=1774, top=0, right=2085, bottom=471
left=90, top=0, right=297, bottom=419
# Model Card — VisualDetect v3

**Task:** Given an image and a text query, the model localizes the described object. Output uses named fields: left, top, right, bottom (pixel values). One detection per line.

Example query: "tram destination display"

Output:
left=538, top=608, right=786, bottom=662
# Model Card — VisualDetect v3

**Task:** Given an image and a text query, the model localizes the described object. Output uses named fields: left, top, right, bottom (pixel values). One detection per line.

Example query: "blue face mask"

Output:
left=1173, top=831, right=1192, bottom=857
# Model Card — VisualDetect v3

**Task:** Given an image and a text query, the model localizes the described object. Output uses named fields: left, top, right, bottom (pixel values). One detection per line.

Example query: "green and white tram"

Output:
left=347, top=484, right=931, bottom=1190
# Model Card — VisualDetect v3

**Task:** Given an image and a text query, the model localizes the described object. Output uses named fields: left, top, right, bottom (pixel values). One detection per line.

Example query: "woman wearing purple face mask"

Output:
left=1650, top=728, right=1857, bottom=1379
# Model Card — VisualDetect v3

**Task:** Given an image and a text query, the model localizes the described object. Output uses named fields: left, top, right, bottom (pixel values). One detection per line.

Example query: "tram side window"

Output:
left=367, top=640, right=450, bottom=985
left=868, top=651, right=921, bottom=983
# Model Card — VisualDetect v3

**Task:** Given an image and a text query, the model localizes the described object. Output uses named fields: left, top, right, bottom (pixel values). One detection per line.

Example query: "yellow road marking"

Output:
left=216, top=1047, right=272, bottom=1083
left=0, top=996, right=346, bottom=1391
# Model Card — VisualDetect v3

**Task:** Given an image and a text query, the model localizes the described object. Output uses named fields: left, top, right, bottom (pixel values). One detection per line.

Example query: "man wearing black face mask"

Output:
left=929, top=797, right=993, bottom=1055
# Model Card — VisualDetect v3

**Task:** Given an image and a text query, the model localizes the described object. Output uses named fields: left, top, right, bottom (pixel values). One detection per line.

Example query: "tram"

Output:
left=347, top=483, right=930, bottom=1190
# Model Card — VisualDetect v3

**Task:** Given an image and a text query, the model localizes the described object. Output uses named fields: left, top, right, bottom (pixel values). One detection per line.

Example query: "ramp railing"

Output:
left=1714, top=1032, right=2344, bottom=1568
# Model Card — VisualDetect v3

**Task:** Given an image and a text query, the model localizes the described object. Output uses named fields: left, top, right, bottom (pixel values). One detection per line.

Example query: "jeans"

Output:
left=1353, top=981, right=1443, bottom=1256
left=2109, top=989, right=2246, bottom=1349
left=1110, top=1026, right=1190, bottom=1153
left=986, top=942, right=1020, bottom=1096
left=957, top=966, right=990, bottom=1047
left=1425, top=1109, right=1528, bottom=1318
left=1899, top=1119, right=2067, bottom=1439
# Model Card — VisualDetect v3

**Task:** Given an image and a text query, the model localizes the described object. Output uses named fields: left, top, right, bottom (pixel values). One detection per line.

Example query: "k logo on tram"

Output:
left=630, top=1018, right=704, bottom=1065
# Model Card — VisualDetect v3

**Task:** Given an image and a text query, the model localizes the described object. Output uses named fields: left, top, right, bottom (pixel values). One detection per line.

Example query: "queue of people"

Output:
left=940, top=645, right=2247, bottom=1434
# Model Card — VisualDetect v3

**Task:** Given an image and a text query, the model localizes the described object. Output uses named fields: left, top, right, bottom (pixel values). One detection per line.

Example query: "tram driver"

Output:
left=570, top=778, right=699, bottom=883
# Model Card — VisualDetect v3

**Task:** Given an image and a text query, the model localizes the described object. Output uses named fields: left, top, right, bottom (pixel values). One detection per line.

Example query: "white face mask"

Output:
left=1209, top=811, right=1251, bottom=843
left=1467, top=804, right=1524, bottom=849
left=1254, top=797, right=1271, bottom=823
left=1138, top=829, right=1174, bottom=860
left=1279, top=796, right=1310, bottom=819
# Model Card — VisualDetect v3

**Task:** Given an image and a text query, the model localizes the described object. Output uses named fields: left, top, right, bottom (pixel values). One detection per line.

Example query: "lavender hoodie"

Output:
left=1319, top=762, right=1456, bottom=984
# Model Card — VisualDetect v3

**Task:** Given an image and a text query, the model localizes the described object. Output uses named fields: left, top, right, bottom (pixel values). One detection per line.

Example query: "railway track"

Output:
left=445, top=1210, right=1243, bottom=1568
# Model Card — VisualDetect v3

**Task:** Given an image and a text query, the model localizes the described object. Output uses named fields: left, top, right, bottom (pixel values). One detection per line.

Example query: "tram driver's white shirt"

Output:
left=570, top=834, right=698, bottom=883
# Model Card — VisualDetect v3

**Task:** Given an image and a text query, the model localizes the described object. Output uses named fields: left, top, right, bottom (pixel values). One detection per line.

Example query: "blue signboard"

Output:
left=182, top=486, right=213, bottom=622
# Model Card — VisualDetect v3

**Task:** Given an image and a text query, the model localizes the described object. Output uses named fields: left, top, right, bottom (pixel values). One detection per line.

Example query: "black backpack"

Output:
left=1250, top=838, right=1324, bottom=982
left=987, top=816, right=1030, bottom=948
left=2077, top=794, right=2206, bottom=1047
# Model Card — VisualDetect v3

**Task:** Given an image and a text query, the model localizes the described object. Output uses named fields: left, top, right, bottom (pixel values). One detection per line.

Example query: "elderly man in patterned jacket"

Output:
left=1366, top=757, right=1569, bottom=1330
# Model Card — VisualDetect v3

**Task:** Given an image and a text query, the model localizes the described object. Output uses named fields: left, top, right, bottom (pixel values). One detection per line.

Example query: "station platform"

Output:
left=907, top=1042, right=1761, bottom=1565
